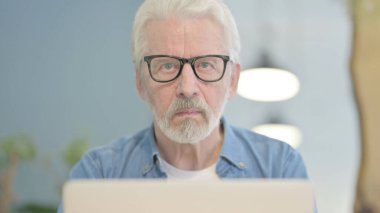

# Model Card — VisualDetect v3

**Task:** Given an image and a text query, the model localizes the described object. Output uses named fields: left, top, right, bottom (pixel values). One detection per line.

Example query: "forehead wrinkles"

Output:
left=144, top=18, right=186, bottom=55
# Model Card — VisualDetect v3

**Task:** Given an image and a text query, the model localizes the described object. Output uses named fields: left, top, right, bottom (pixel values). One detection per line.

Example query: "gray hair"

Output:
left=132, top=0, right=241, bottom=72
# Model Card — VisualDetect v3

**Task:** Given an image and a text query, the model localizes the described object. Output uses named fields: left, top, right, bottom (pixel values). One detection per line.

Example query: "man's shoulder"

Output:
left=69, top=127, right=153, bottom=179
left=88, top=127, right=151, bottom=158
left=226, top=124, right=308, bottom=178
left=227, top=124, right=301, bottom=168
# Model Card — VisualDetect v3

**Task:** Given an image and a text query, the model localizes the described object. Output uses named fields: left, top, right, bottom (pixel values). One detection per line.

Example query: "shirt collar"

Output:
left=140, top=123, right=161, bottom=175
left=218, top=118, right=246, bottom=170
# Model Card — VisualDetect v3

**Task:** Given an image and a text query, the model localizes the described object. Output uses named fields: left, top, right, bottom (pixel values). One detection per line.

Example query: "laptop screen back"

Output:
left=63, top=180, right=314, bottom=213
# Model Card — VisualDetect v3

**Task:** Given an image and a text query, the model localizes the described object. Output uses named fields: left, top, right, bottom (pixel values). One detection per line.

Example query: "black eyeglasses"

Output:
left=143, top=54, right=230, bottom=83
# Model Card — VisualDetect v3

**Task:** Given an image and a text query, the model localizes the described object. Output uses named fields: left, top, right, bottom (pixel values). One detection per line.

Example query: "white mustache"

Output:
left=166, top=98, right=208, bottom=119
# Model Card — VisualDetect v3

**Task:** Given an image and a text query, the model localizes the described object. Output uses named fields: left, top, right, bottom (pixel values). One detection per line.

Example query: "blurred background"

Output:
left=0, top=0, right=378, bottom=212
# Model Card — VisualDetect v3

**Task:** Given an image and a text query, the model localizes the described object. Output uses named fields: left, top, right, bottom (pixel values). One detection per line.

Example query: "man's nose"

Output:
left=176, top=63, right=200, bottom=98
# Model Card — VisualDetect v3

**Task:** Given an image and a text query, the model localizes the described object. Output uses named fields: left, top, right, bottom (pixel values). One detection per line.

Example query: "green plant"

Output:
left=64, top=137, right=89, bottom=168
left=0, top=134, right=36, bottom=213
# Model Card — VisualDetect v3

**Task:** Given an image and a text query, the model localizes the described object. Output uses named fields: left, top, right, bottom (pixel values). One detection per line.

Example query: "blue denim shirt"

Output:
left=58, top=119, right=310, bottom=212
left=69, top=119, right=308, bottom=179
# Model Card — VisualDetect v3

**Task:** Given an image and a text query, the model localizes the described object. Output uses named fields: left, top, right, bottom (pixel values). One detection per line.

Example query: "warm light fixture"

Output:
left=252, top=124, right=302, bottom=148
left=238, top=68, right=300, bottom=102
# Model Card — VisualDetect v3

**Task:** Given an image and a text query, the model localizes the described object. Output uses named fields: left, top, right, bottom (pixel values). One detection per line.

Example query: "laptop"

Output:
left=63, top=179, right=314, bottom=213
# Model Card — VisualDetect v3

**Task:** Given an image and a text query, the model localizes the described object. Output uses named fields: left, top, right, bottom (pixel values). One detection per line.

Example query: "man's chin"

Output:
left=165, top=120, right=209, bottom=143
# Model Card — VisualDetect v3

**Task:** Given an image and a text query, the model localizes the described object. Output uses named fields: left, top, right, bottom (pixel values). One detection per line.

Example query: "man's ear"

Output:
left=135, top=70, right=148, bottom=101
left=228, top=63, right=241, bottom=99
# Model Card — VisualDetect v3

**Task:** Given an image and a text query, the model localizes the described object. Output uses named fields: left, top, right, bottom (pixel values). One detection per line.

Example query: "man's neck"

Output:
left=154, top=124, right=224, bottom=171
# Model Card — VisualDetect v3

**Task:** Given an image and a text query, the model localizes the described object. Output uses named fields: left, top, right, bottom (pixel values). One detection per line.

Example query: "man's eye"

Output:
left=200, top=62, right=210, bottom=68
left=163, top=63, right=174, bottom=70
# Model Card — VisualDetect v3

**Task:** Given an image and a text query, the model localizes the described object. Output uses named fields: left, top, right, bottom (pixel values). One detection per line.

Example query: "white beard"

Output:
left=152, top=97, right=225, bottom=144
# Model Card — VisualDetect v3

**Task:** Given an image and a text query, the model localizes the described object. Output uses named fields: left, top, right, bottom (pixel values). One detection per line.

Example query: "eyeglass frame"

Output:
left=143, top=54, right=230, bottom=83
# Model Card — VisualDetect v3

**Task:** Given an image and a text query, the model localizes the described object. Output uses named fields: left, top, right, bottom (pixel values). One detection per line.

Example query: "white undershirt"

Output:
left=160, top=158, right=219, bottom=180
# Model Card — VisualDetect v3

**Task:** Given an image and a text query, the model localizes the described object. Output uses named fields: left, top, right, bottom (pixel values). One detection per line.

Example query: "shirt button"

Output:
left=238, top=162, right=246, bottom=169
left=143, top=164, right=151, bottom=173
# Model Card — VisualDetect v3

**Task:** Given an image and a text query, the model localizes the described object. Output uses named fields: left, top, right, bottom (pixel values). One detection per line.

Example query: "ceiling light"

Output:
left=238, top=68, right=300, bottom=102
